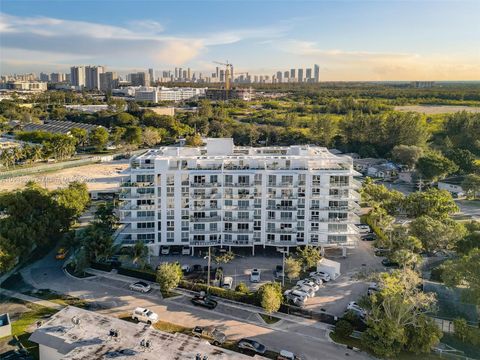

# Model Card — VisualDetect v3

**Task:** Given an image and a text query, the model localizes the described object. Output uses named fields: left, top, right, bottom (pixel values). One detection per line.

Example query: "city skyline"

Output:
left=1, top=0, right=479, bottom=80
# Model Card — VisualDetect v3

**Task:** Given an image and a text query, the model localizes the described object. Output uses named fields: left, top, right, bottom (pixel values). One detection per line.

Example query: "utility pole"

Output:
left=207, top=246, right=211, bottom=288
left=282, top=249, right=285, bottom=287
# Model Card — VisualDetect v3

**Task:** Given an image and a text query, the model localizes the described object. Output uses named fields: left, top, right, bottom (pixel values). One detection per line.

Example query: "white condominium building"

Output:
left=118, top=138, right=361, bottom=255
left=157, top=87, right=206, bottom=102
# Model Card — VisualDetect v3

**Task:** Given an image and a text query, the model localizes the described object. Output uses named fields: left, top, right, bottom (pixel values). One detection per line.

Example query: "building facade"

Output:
left=118, top=138, right=361, bottom=255
left=70, top=66, right=86, bottom=88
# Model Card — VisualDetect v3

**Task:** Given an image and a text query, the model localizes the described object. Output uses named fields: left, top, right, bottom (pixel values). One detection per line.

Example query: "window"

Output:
left=224, top=175, right=233, bottom=184
left=267, top=211, right=275, bottom=220
left=267, top=234, right=275, bottom=241
left=210, top=223, right=217, bottom=231
left=238, top=175, right=249, bottom=184
left=238, top=212, right=249, bottom=219
left=280, top=235, right=291, bottom=242
left=210, top=175, right=218, bottom=183
left=281, top=175, right=293, bottom=184
left=280, top=212, right=292, bottom=220
left=237, top=235, right=249, bottom=242
left=137, top=222, right=154, bottom=228
left=193, top=175, right=205, bottom=184
left=238, top=200, right=249, bottom=209
left=224, top=223, right=232, bottom=231
left=268, top=175, right=276, bottom=185
left=193, top=223, right=205, bottom=230
left=238, top=223, right=249, bottom=230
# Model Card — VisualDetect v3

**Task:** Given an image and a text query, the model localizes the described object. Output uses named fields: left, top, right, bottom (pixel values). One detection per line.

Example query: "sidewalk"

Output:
left=1, top=288, right=64, bottom=310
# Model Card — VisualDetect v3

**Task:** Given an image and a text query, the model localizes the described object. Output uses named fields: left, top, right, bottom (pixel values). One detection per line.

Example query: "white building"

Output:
left=118, top=138, right=361, bottom=255
left=1, top=81, right=48, bottom=92
left=157, top=87, right=206, bottom=102
left=29, top=306, right=256, bottom=360
left=135, top=87, right=158, bottom=102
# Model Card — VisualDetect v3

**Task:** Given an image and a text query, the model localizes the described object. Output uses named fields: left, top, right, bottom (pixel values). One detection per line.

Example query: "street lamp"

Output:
left=204, top=247, right=211, bottom=288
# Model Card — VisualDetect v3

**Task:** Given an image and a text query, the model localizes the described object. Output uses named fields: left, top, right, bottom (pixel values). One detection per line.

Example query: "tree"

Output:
left=235, top=282, right=249, bottom=293
left=361, top=178, right=404, bottom=215
left=53, top=182, right=90, bottom=224
left=391, top=145, right=423, bottom=169
left=404, top=188, right=458, bottom=219
left=462, top=174, right=480, bottom=199
left=442, top=248, right=480, bottom=305
left=0, top=235, right=18, bottom=272
left=296, top=245, right=322, bottom=270
left=213, top=250, right=235, bottom=265
left=94, top=202, right=118, bottom=230
left=260, top=282, right=282, bottom=315
left=416, top=152, right=458, bottom=182
left=70, top=127, right=88, bottom=148
left=156, top=262, right=183, bottom=293
left=73, top=247, right=89, bottom=274
left=185, top=133, right=204, bottom=147
left=109, top=127, right=126, bottom=146
left=391, top=249, right=421, bottom=269
left=405, top=314, right=442, bottom=354
left=116, top=112, right=138, bottom=126
left=132, top=240, right=149, bottom=269
left=284, top=257, right=301, bottom=280
left=409, top=216, right=466, bottom=253
left=333, top=319, right=354, bottom=338
left=88, top=127, right=109, bottom=151
left=143, top=127, right=162, bottom=147
left=123, top=126, right=142, bottom=145
left=79, top=223, right=113, bottom=262
left=444, top=148, right=478, bottom=174
left=361, top=269, right=439, bottom=357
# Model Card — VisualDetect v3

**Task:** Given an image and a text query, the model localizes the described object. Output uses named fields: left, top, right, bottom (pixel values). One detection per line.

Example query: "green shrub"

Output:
left=118, top=266, right=156, bottom=282
left=334, top=319, right=354, bottom=338
left=91, top=262, right=112, bottom=272
left=235, top=282, right=249, bottom=293
left=454, top=318, right=480, bottom=346
left=179, top=280, right=258, bottom=305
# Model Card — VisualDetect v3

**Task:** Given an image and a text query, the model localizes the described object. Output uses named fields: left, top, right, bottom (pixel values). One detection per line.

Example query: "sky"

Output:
left=0, top=0, right=479, bottom=81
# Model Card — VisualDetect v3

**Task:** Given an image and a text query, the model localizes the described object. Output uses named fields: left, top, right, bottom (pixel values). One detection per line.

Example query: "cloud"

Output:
left=0, top=12, right=287, bottom=71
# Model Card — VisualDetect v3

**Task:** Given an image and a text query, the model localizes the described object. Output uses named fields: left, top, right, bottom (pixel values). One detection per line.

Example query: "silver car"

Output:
left=129, top=281, right=151, bottom=293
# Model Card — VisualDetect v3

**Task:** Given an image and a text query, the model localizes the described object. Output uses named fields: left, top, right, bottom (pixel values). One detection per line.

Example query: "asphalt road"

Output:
left=18, top=251, right=374, bottom=360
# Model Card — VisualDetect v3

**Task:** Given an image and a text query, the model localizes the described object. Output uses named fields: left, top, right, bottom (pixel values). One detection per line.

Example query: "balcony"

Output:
left=224, top=194, right=255, bottom=199
left=122, top=226, right=155, bottom=234
left=190, top=216, right=221, bottom=222
left=120, top=204, right=155, bottom=211
left=192, top=205, right=221, bottom=211
left=224, top=182, right=254, bottom=188
left=223, top=217, right=254, bottom=222
left=266, top=240, right=296, bottom=246
left=223, top=206, right=255, bottom=211
left=267, top=182, right=295, bottom=188
left=190, top=182, right=220, bottom=188
left=266, top=228, right=297, bottom=234
left=223, top=239, right=253, bottom=245
left=268, top=217, right=297, bottom=222
left=268, top=195, right=298, bottom=200
left=329, top=182, right=350, bottom=188
left=224, top=229, right=254, bottom=234
left=120, top=181, right=154, bottom=188
left=119, top=193, right=154, bottom=200
left=190, top=229, right=220, bottom=234
left=266, top=206, right=297, bottom=211
left=120, top=216, right=156, bottom=222
left=190, top=240, right=221, bottom=246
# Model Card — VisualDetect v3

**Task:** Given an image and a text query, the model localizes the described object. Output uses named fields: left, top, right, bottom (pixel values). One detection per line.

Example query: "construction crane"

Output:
left=213, top=61, right=233, bottom=90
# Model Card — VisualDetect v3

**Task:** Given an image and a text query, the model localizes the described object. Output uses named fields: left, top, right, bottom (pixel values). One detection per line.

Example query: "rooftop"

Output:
left=22, top=119, right=98, bottom=134
left=29, top=306, right=263, bottom=360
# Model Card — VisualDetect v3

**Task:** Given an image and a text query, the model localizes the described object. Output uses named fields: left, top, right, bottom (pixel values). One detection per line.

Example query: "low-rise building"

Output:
left=0, top=81, right=48, bottom=92
left=438, top=176, right=465, bottom=196
left=205, top=88, right=254, bottom=101
left=157, top=87, right=206, bottom=102
left=21, top=119, right=98, bottom=135
left=135, top=87, right=158, bottom=103
left=29, top=306, right=259, bottom=360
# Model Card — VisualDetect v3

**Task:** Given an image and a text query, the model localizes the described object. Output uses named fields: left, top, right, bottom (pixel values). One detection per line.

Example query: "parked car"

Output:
left=361, top=233, right=377, bottom=241
left=307, top=277, right=323, bottom=286
left=250, top=268, right=261, bottom=283
left=190, top=264, right=203, bottom=273
left=292, top=285, right=315, bottom=298
left=284, top=289, right=307, bottom=307
left=160, top=246, right=170, bottom=255
left=181, top=264, right=191, bottom=274
left=368, top=282, right=380, bottom=296
left=55, top=248, right=68, bottom=260
left=129, top=281, right=151, bottom=293
left=347, top=301, right=366, bottom=318
left=277, top=349, right=302, bottom=360
left=374, top=248, right=391, bottom=257
left=182, top=246, right=190, bottom=255
left=309, top=271, right=331, bottom=282
left=132, top=307, right=158, bottom=324
left=192, top=325, right=226, bottom=345
left=356, top=224, right=371, bottom=233
left=222, top=276, right=233, bottom=290
left=275, top=265, right=284, bottom=278
left=296, top=279, right=320, bottom=292
left=237, top=338, right=266, bottom=355
left=381, top=258, right=399, bottom=268
left=191, top=295, right=218, bottom=309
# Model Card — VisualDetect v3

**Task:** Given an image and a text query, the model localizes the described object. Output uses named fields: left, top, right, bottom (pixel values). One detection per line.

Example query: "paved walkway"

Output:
left=1, top=288, right=64, bottom=310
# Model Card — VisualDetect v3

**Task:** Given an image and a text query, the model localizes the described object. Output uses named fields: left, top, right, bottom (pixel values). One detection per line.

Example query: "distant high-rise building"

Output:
left=187, top=68, right=191, bottom=80
left=290, top=68, right=295, bottom=80
left=284, top=71, right=289, bottom=79
left=130, top=72, right=149, bottom=86
left=148, top=68, right=155, bottom=84
left=178, top=67, right=183, bottom=80
left=314, top=64, right=320, bottom=83
left=305, top=68, right=312, bottom=82
left=85, top=66, right=104, bottom=90
left=39, top=72, right=49, bottom=82
left=297, top=68, right=304, bottom=83
left=182, top=70, right=187, bottom=79
left=219, top=69, right=225, bottom=83
left=70, top=66, right=86, bottom=88
left=174, top=68, right=179, bottom=79
left=100, top=72, right=118, bottom=91
left=276, top=71, right=282, bottom=83
left=50, top=73, right=65, bottom=83
left=215, top=67, right=219, bottom=79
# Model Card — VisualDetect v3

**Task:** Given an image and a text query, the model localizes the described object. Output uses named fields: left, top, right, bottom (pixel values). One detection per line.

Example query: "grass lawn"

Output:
left=24, top=289, right=88, bottom=308
left=117, top=313, right=191, bottom=334
left=259, top=313, right=281, bottom=325
left=11, top=303, right=58, bottom=359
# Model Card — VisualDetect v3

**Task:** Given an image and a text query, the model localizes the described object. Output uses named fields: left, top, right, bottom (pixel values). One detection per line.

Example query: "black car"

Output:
left=382, top=258, right=399, bottom=268
left=191, top=295, right=218, bottom=309
left=237, top=338, right=266, bottom=355
left=374, top=248, right=391, bottom=257
left=362, top=233, right=377, bottom=241
left=192, top=264, right=203, bottom=272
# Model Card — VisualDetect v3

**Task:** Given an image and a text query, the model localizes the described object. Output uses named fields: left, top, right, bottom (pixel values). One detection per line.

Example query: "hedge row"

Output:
left=178, top=280, right=258, bottom=305
left=362, top=214, right=387, bottom=242
left=91, top=262, right=113, bottom=272
left=118, top=267, right=157, bottom=282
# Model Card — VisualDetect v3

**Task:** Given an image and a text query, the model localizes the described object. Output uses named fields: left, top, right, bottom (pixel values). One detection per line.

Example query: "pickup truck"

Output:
left=191, top=325, right=226, bottom=345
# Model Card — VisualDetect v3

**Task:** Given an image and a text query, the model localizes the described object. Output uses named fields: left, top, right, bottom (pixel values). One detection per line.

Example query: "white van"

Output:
left=222, top=276, right=233, bottom=289
left=132, top=307, right=159, bottom=324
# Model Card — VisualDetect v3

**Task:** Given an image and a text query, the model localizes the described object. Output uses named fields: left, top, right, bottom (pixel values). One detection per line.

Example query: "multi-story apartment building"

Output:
left=118, top=138, right=361, bottom=255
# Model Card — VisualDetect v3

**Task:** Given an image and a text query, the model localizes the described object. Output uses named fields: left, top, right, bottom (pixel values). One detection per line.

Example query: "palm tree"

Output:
left=132, top=240, right=149, bottom=269
left=0, top=150, right=15, bottom=169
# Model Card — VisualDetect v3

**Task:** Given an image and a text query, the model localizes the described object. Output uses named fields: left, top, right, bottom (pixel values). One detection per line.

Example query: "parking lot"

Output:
left=145, top=239, right=384, bottom=316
